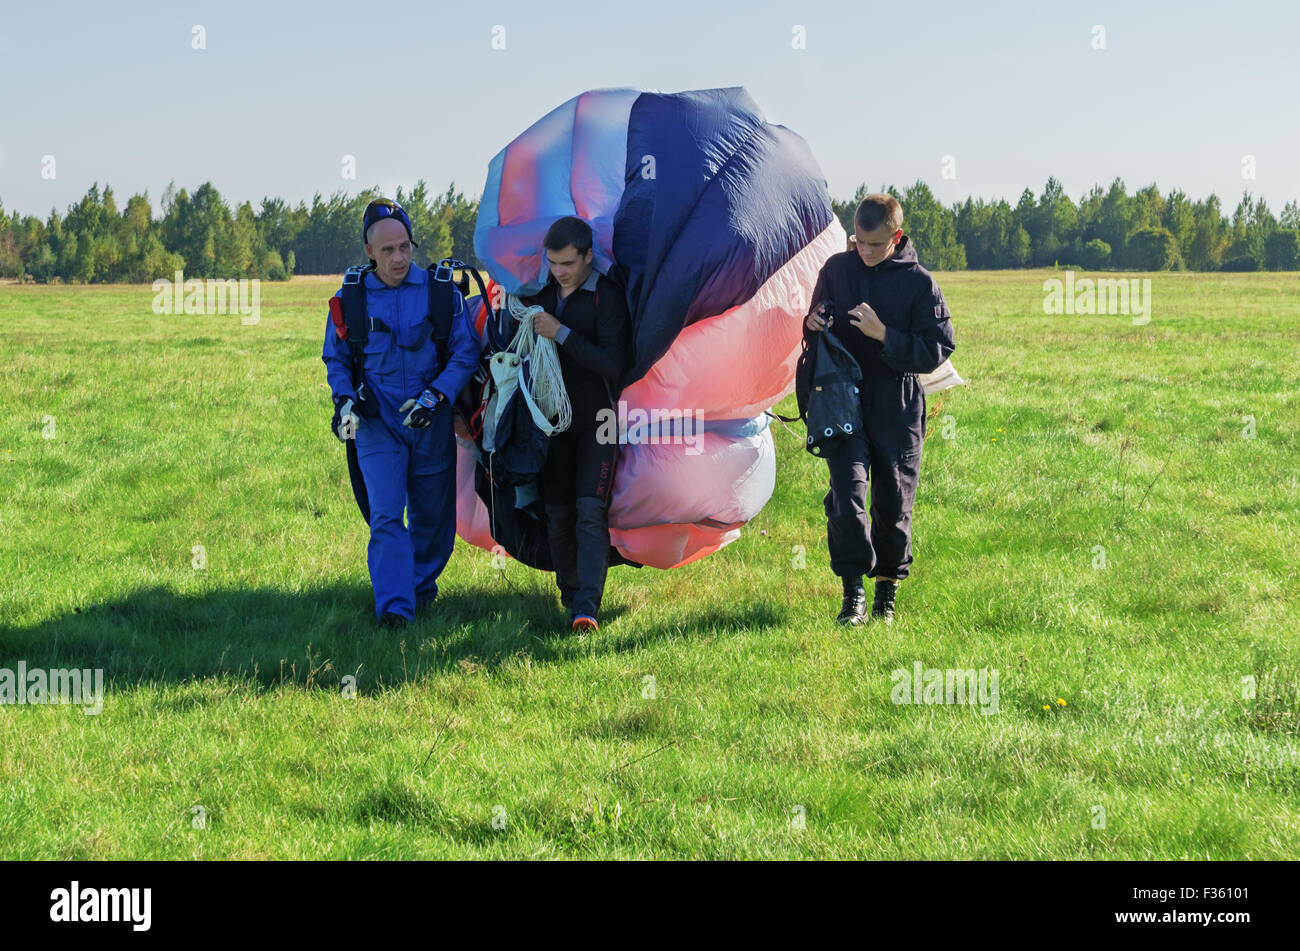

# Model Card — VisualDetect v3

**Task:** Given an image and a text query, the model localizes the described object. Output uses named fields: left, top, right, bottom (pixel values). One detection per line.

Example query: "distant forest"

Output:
left=2, top=177, right=1297, bottom=283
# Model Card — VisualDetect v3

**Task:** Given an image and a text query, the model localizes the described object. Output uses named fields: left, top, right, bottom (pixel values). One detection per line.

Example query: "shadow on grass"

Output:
left=0, top=582, right=787, bottom=691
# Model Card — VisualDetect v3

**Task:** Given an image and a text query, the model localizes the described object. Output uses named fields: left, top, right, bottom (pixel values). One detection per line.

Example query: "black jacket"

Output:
left=808, top=236, right=955, bottom=381
left=524, top=273, right=632, bottom=428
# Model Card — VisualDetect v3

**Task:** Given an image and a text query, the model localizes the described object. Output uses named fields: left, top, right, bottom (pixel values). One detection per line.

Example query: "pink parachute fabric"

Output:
left=458, top=87, right=844, bottom=569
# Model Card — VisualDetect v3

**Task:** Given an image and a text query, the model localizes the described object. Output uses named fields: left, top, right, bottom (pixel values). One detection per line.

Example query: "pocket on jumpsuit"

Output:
left=354, top=339, right=392, bottom=421
left=353, top=363, right=397, bottom=459
left=898, top=376, right=925, bottom=461
left=894, top=377, right=924, bottom=519
left=411, top=404, right=455, bottom=475
left=362, top=330, right=397, bottom=378
left=354, top=397, right=396, bottom=462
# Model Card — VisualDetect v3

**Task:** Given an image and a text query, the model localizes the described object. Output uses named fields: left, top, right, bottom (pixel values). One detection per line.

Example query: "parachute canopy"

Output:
left=460, top=87, right=845, bottom=569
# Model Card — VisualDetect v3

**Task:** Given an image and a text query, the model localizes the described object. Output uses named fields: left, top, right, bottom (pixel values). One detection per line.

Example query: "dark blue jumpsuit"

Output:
left=808, top=236, right=955, bottom=581
left=323, top=264, right=483, bottom=620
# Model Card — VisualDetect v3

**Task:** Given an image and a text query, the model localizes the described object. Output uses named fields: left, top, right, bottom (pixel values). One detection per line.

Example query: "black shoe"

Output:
left=378, top=612, right=409, bottom=629
left=837, top=577, right=867, bottom=625
left=415, top=594, right=437, bottom=615
left=872, top=580, right=898, bottom=622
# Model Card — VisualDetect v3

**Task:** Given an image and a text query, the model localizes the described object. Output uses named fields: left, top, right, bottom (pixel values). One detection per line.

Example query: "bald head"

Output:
left=365, top=218, right=413, bottom=288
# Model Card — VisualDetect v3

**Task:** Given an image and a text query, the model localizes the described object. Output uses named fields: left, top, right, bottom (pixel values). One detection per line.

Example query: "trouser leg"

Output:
left=568, top=421, right=618, bottom=619
left=355, top=415, right=415, bottom=620
left=541, top=428, right=579, bottom=608
left=824, top=432, right=875, bottom=579
left=571, top=497, right=610, bottom=618
left=866, top=378, right=925, bottom=580
left=407, top=415, right=457, bottom=604
left=545, top=501, right=580, bottom=608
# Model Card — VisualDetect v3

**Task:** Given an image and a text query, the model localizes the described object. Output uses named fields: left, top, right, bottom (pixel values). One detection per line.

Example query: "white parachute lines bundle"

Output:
left=505, top=294, right=572, bottom=433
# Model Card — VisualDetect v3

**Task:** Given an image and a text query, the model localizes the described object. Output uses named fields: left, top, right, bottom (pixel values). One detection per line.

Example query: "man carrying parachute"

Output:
left=511, top=216, right=633, bottom=633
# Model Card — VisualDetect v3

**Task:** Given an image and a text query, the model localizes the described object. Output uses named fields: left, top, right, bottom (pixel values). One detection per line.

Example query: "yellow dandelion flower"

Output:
left=1042, top=705, right=1049, bottom=710
left=1057, top=698, right=1066, bottom=706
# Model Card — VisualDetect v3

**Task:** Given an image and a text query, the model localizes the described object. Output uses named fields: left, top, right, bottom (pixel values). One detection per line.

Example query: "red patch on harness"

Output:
left=328, top=296, right=347, bottom=340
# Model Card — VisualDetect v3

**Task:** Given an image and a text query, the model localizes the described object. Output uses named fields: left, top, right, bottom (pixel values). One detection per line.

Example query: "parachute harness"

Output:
left=505, top=294, right=572, bottom=434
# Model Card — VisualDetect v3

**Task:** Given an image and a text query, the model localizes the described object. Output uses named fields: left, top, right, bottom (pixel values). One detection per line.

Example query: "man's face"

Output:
left=546, top=244, right=594, bottom=292
left=366, top=218, right=413, bottom=287
left=854, top=224, right=903, bottom=267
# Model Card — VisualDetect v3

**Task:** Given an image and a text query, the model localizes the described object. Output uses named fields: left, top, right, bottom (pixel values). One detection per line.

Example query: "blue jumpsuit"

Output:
left=322, top=264, right=483, bottom=620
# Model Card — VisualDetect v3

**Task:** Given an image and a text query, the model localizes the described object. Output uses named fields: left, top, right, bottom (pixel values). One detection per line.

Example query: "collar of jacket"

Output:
left=858, top=235, right=919, bottom=272
left=364, top=263, right=427, bottom=290
left=544, top=268, right=600, bottom=295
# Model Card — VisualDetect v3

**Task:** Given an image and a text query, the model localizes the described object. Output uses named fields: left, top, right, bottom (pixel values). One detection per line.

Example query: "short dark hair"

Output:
left=854, top=194, right=904, bottom=234
left=543, top=216, right=593, bottom=255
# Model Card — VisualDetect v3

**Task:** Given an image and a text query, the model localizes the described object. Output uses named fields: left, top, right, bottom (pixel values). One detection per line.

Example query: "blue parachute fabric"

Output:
left=474, top=87, right=834, bottom=388
left=613, top=88, right=833, bottom=384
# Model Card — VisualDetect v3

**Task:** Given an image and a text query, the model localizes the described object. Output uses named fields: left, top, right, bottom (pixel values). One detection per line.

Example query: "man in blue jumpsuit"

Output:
left=322, top=200, right=483, bottom=628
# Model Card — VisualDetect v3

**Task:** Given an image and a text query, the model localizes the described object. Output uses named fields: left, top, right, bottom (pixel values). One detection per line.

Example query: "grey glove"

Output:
left=332, top=398, right=360, bottom=442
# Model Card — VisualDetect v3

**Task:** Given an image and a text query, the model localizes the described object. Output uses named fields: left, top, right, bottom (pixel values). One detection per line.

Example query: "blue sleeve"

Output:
left=881, top=277, right=956, bottom=375
left=428, top=291, right=484, bottom=401
left=322, top=288, right=356, bottom=404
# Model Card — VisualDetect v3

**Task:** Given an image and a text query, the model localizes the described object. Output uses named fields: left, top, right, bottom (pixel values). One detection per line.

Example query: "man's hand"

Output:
left=533, top=311, right=562, bottom=339
left=804, top=300, right=833, bottom=332
left=848, top=302, right=886, bottom=342
left=400, top=388, right=443, bottom=429
left=333, top=398, right=360, bottom=442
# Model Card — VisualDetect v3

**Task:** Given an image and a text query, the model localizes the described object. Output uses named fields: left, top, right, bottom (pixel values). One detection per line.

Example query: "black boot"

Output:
left=872, top=579, right=898, bottom=622
left=837, top=576, right=867, bottom=625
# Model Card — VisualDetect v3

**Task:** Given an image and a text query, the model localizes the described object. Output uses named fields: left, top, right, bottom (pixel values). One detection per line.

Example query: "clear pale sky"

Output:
left=3, top=0, right=1297, bottom=218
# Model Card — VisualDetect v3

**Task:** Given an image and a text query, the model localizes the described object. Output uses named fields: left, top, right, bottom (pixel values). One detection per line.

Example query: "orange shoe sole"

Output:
left=571, top=617, right=600, bottom=633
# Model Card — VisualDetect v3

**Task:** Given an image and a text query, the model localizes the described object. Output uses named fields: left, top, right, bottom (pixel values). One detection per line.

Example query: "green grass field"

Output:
left=2, top=271, right=1297, bottom=859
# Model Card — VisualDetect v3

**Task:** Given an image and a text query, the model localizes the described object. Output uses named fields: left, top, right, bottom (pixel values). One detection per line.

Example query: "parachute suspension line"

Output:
left=506, top=294, right=572, bottom=433
left=489, top=451, right=498, bottom=551
left=765, top=409, right=806, bottom=444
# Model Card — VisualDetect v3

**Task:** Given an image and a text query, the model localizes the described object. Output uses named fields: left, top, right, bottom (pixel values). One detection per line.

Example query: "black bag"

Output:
left=473, top=470, right=553, bottom=570
left=797, top=328, right=863, bottom=458
left=487, top=357, right=550, bottom=487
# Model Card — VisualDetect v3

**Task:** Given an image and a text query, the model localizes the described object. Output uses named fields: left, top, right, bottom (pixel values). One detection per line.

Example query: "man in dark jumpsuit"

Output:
left=524, top=216, right=631, bottom=633
left=322, top=200, right=483, bottom=628
left=804, top=194, right=955, bottom=623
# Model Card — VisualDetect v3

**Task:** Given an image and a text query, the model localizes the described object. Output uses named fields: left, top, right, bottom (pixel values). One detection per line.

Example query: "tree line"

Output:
left=2, top=176, right=1298, bottom=282
left=0, top=181, right=480, bottom=283
left=835, top=177, right=1300, bottom=271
